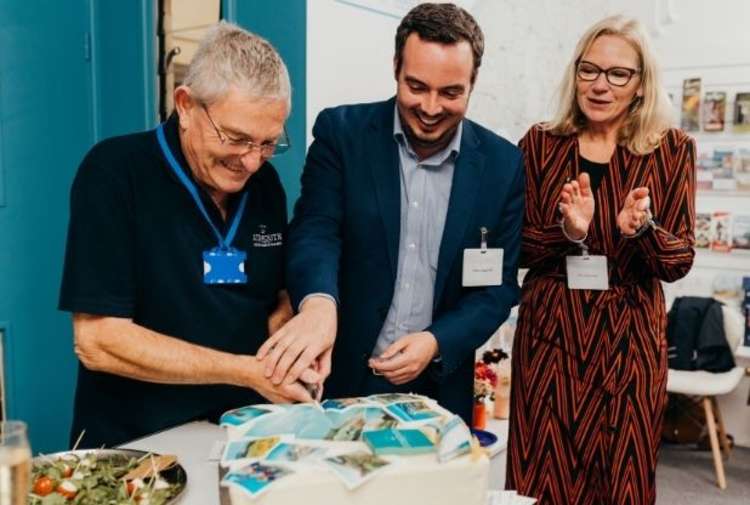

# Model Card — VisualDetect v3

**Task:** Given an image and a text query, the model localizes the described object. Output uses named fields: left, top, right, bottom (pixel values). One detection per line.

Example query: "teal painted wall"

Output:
left=0, top=0, right=94, bottom=454
left=225, top=0, right=307, bottom=212
left=91, top=0, right=158, bottom=139
left=0, top=0, right=156, bottom=454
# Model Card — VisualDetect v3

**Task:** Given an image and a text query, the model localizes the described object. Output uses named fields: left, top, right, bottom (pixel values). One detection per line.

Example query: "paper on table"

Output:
left=221, top=461, right=294, bottom=500
left=322, top=451, right=392, bottom=490
left=486, top=490, right=537, bottom=505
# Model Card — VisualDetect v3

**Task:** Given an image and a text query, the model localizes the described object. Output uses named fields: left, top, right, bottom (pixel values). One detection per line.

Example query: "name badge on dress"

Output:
left=462, top=227, right=503, bottom=287
left=566, top=254, right=609, bottom=290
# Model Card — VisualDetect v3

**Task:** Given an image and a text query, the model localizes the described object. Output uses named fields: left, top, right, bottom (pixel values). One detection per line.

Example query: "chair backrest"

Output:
left=722, top=305, right=744, bottom=353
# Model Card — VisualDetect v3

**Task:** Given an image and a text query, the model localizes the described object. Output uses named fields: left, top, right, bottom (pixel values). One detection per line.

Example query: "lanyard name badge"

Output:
left=565, top=239, right=609, bottom=291
left=156, top=124, right=248, bottom=285
left=462, top=227, right=504, bottom=287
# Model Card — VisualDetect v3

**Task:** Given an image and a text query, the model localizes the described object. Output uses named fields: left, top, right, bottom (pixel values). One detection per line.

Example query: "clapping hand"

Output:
left=558, top=172, right=595, bottom=240
left=617, top=187, right=651, bottom=236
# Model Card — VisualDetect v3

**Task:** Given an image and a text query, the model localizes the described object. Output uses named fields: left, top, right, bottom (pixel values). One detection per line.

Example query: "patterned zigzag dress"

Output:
left=506, top=124, right=696, bottom=505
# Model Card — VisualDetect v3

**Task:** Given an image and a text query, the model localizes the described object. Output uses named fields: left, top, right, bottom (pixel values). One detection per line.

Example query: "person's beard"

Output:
left=399, top=110, right=458, bottom=155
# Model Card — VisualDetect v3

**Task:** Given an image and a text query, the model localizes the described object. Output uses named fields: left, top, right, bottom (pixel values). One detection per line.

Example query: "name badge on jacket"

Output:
left=566, top=255, right=609, bottom=290
left=462, top=248, right=503, bottom=287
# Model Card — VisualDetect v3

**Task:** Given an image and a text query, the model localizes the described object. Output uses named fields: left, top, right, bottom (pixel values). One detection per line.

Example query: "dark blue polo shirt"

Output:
left=59, top=114, right=286, bottom=448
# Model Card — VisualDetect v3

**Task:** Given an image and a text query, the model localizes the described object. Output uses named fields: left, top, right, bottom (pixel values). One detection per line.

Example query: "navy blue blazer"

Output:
left=287, top=98, right=524, bottom=423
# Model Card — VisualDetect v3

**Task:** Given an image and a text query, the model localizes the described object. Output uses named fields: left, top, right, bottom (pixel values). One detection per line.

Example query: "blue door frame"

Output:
left=224, top=0, right=307, bottom=212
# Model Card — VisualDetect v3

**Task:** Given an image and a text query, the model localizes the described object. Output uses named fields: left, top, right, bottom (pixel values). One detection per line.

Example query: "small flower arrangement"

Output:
left=481, top=348, right=509, bottom=365
left=474, top=361, right=498, bottom=402
left=473, top=348, right=509, bottom=403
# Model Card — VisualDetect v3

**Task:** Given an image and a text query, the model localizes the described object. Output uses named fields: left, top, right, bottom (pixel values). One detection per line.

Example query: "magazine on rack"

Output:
left=695, top=213, right=712, bottom=249
left=711, top=211, right=732, bottom=252
left=734, top=92, right=750, bottom=133
left=735, top=148, right=750, bottom=191
left=711, top=149, right=737, bottom=191
left=703, top=91, right=726, bottom=132
left=681, top=78, right=701, bottom=132
left=731, top=214, right=750, bottom=252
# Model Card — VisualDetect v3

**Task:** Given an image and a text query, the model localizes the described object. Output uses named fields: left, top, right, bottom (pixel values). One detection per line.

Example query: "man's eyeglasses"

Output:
left=201, top=103, right=290, bottom=157
left=576, top=60, right=640, bottom=87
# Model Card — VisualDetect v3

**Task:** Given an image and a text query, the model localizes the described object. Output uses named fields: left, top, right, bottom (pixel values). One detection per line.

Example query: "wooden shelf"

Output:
left=691, top=133, right=750, bottom=143
left=694, top=249, right=750, bottom=271
left=697, top=189, right=750, bottom=198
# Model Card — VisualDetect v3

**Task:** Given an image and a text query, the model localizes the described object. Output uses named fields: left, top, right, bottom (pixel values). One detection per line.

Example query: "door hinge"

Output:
left=83, top=31, right=91, bottom=61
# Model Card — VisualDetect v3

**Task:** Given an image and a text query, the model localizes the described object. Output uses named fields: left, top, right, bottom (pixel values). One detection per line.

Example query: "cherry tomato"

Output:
left=61, top=464, right=73, bottom=478
left=32, top=476, right=54, bottom=496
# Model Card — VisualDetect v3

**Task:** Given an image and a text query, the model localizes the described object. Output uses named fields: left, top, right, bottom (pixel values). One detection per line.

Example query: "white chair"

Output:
left=666, top=304, right=746, bottom=489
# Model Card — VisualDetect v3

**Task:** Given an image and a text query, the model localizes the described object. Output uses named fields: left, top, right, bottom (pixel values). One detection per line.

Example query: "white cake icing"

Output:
left=219, top=395, right=489, bottom=505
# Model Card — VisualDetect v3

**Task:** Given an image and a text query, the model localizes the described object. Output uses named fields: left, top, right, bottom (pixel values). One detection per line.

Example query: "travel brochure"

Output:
left=696, top=147, right=750, bottom=192
left=695, top=211, right=750, bottom=253
left=218, top=394, right=475, bottom=498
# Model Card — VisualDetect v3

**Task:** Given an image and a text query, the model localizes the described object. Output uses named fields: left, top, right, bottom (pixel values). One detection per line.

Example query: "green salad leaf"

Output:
left=28, top=453, right=182, bottom=505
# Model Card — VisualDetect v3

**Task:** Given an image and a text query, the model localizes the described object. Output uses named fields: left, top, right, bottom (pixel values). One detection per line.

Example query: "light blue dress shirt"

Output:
left=371, top=108, right=462, bottom=357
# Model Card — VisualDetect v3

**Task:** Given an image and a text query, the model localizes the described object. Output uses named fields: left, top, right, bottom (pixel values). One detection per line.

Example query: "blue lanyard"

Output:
left=156, top=124, right=248, bottom=250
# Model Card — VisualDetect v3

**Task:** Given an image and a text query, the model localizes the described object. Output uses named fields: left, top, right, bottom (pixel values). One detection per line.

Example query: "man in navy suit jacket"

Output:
left=258, top=3, right=523, bottom=423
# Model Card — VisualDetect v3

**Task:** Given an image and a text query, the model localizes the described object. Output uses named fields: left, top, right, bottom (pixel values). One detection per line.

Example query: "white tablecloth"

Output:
left=123, top=418, right=510, bottom=505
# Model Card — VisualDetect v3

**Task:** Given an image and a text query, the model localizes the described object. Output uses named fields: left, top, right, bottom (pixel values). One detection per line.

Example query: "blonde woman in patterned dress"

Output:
left=506, top=15, right=696, bottom=505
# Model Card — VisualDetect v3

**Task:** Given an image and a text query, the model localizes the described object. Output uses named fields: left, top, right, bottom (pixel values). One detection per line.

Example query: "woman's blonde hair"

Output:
left=545, top=15, right=672, bottom=155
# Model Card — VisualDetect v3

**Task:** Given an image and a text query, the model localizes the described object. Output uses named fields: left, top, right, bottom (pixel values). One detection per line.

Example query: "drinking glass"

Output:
left=0, top=421, right=31, bottom=505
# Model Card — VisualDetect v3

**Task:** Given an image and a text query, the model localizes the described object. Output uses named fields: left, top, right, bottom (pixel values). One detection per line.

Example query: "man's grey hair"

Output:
left=183, top=21, right=291, bottom=112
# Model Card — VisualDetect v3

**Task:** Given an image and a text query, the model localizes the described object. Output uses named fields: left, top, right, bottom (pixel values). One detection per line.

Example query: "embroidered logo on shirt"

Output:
left=252, top=224, right=283, bottom=248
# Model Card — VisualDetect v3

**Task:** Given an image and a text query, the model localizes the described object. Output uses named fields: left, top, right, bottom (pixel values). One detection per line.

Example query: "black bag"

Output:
left=666, top=296, right=736, bottom=372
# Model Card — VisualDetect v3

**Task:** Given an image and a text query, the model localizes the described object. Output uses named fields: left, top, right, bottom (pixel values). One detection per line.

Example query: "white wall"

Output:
left=306, top=0, right=398, bottom=144
left=307, top=0, right=750, bottom=446
left=307, top=0, right=656, bottom=143
left=308, top=0, right=750, bottom=138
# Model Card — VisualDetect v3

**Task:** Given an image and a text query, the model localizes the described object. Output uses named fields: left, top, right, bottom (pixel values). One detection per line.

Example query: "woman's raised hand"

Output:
left=559, top=172, right=595, bottom=240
